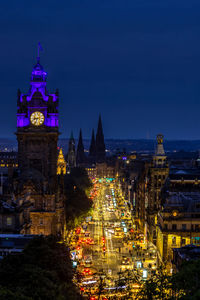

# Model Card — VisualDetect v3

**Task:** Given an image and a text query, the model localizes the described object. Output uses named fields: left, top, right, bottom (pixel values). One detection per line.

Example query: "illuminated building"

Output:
left=0, top=151, right=18, bottom=195
left=96, top=162, right=115, bottom=178
left=85, top=166, right=97, bottom=179
left=134, top=135, right=168, bottom=241
left=13, top=54, right=65, bottom=236
left=147, top=134, right=169, bottom=243
left=157, top=168, right=200, bottom=262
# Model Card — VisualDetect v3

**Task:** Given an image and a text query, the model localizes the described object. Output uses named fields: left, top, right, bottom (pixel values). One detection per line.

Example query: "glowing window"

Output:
left=6, top=217, right=12, bottom=226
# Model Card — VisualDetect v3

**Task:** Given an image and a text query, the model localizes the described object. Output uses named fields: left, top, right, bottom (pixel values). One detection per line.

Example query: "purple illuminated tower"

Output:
left=16, top=56, right=59, bottom=188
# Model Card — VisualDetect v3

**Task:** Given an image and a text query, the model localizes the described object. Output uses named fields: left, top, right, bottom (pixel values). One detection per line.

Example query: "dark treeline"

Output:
left=137, top=259, right=200, bottom=299
left=0, top=236, right=82, bottom=300
left=64, top=167, right=93, bottom=230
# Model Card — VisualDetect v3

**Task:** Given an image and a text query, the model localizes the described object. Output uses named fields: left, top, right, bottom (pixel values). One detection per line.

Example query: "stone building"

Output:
left=147, top=134, right=169, bottom=243
left=157, top=168, right=200, bottom=262
left=133, top=135, right=168, bottom=242
left=12, top=56, right=65, bottom=236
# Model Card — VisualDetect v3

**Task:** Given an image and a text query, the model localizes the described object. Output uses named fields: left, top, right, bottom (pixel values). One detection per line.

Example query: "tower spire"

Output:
left=67, top=131, right=76, bottom=168
left=96, top=114, right=106, bottom=162
left=89, top=129, right=96, bottom=163
left=37, top=42, right=43, bottom=64
left=70, top=130, right=74, bottom=139
left=76, top=129, right=85, bottom=166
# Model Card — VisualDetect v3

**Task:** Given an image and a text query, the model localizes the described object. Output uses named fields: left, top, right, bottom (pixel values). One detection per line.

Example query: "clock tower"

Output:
left=17, top=57, right=59, bottom=189
left=15, top=56, right=64, bottom=236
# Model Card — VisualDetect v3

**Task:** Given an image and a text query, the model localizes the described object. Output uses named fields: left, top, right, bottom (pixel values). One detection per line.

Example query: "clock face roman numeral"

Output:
left=30, top=112, right=45, bottom=126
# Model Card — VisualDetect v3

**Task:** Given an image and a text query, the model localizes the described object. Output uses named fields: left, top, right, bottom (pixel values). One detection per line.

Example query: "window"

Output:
left=181, top=238, right=186, bottom=246
left=172, top=237, right=176, bottom=245
left=6, top=217, right=12, bottom=226
left=191, top=237, right=200, bottom=245
left=182, top=224, right=186, bottom=231
left=164, top=224, right=168, bottom=230
left=195, top=225, right=199, bottom=231
left=172, top=224, right=177, bottom=230
left=40, top=219, right=43, bottom=225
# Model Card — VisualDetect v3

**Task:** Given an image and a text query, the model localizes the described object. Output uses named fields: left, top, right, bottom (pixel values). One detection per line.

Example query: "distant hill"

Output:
left=2, top=138, right=200, bottom=154
left=59, top=139, right=200, bottom=154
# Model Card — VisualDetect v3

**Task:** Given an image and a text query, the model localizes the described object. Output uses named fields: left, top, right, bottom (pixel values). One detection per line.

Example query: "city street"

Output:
left=71, top=179, right=158, bottom=299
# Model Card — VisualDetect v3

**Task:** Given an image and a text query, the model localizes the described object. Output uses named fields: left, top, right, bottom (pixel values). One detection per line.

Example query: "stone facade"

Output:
left=14, top=57, right=65, bottom=237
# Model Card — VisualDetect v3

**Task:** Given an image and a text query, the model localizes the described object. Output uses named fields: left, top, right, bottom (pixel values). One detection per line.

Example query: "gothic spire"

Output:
left=96, top=114, right=106, bottom=162
left=89, top=129, right=96, bottom=156
left=76, top=129, right=85, bottom=166
left=89, top=129, right=96, bottom=162
left=70, top=130, right=74, bottom=140
left=67, top=131, right=76, bottom=168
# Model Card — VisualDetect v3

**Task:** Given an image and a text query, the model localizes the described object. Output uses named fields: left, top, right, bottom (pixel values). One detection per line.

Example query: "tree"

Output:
left=136, top=267, right=171, bottom=300
left=171, top=259, right=200, bottom=299
left=0, top=236, right=82, bottom=300
left=64, top=167, right=93, bottom=232
left=136, top=259, right=200, bottom=300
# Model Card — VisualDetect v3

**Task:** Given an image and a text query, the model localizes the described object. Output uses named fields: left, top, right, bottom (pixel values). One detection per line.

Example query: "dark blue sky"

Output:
left=1, top=0, right=200, bottom=140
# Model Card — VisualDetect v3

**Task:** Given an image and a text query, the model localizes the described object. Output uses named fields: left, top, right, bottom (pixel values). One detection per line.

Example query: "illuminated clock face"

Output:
left=30, top=111, right=44, bottom=126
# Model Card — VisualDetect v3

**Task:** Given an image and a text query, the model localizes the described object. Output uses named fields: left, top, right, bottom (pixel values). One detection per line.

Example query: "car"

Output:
left=114, top=227, right=124, bottom=238
left=122, top=256, right=130, bottom=265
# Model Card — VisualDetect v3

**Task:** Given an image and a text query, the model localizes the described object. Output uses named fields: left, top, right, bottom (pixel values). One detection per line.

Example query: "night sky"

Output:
left=1, top=0, right=200, bottom=140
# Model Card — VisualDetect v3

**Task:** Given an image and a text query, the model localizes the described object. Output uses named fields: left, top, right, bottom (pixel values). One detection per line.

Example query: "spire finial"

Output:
left=37, top=42, right=43, bottom=63
left=70, top=131, right=74, bottom=139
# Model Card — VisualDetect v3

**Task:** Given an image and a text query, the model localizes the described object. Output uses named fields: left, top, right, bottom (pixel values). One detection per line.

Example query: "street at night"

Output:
left=70, top=179, right=158, bottom=299
left=1, top=1, right=200, bottom=299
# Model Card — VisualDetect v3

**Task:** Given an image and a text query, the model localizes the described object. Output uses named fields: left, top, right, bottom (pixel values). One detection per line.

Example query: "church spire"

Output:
left=96, top=115, right=106, bottom=162
left=67, top=131, right=76, bottom=168
left=76, top=129, right=85, bottom=166
left=89, top=129, right=96, bottom=163
left=70, top=130, right=74, bottom=139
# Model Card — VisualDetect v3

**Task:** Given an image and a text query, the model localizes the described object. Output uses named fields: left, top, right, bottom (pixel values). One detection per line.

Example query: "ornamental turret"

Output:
left=57, top=148, right=66, bottom=175
left=153, top=134, right=167, bottom=167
